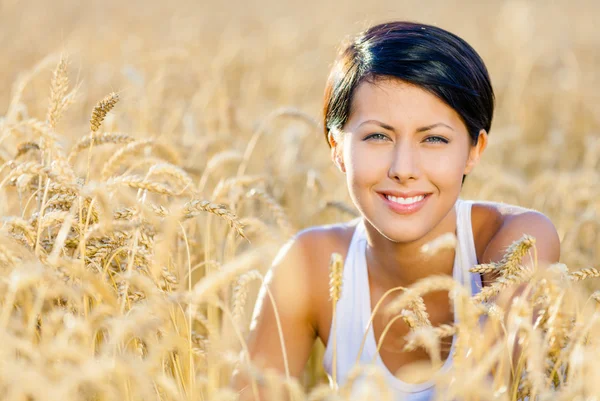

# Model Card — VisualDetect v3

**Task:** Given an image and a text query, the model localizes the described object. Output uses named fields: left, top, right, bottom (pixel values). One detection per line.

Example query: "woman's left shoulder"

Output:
left=469, top=200, right=560, bottom=266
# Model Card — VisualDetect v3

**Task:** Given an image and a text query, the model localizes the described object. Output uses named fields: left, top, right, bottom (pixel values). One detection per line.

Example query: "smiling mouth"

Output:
left=384, top=194, right=426, bottom=205
left=378, top=192, right=431, bottom=215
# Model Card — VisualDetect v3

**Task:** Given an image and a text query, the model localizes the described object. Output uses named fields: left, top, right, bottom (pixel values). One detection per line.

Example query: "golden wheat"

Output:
left=67, top=132, right=135, bottom=163
left=90, top=92, right=119, bottom=133
left=328, top=252, right=344, bottom=389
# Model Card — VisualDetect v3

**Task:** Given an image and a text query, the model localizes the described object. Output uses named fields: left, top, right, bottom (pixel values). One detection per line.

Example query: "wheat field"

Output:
left=0, top=0, right=599, bottom=399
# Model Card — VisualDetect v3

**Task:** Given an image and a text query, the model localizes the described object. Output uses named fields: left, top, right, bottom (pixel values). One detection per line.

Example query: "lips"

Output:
left=377, top=190, right=432, bottom=198
left=378, top=191, right=431, bottom=215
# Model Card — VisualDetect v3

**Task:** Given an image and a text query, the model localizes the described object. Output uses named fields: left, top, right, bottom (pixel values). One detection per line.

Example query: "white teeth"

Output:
left=385, top=194, right=425, bottom=205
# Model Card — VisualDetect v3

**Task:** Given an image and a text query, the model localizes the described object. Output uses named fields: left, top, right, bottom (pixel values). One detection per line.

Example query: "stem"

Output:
left=331, top=302, right=338, bottom=390
left=34, top=178, right=51, bottom=254
left=355, top=285, right=407, bottom=364
left=26, top=284, right=47, bottom=341
left=85, top=133, right=94, bottom=184
left=261, top=282, right=291, bottom=379
left=372, top=314, right=404, bottom=362
left=171, top=351, right=188, bottom=397
left=119, top=228, right=140, bottom=314
left=0, top=287, right=17, bottom=329
left=179, top=222, right=196, bottom=398
left=209, top=299, right=261, bottom=401
left=204, top=212, right=219, bottom=395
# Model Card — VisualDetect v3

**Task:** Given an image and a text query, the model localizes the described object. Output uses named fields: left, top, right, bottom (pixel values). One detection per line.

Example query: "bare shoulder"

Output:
left=269, top=219, right=359, bottom=331
left=292, top=219, right=359, bottom=258
left=470, top=201, right=560, bottom=284
left=281, top=219, right=358, bottom=274
left=245, top=219, right=359, bottom=377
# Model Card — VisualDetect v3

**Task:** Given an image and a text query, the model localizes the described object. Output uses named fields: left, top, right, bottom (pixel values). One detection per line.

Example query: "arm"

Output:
left=479, top=210, right=560, bottom=388
left=233, top=231, right=324, bottom=399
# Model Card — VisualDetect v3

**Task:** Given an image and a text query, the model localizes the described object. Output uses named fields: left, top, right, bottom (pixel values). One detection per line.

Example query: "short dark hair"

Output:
left=323, top=21, right=495, bottom=147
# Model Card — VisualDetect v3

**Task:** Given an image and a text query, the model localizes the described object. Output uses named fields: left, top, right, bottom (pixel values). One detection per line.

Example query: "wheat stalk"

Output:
left=67, top=132, right=135, bottom=163
left=403, top=323, right=458, bottom=352
left=181, top=199, right=246, bottom=239
left=232, top=270, right=263, bottom=326
left=4, top=217, right=37, bottom=248
left=385, top=275, right=462, bottom=318
left=101, top=139, right=154, bottom=179
left=90, top=92, right=119, bottom=133
left=420, top=232, right=457, bottom=257
left=198, top=150, right=244, bottom=193
left=497, top=234, right=536, bottom=277
left=245, top=188, right=294, bottom=237
left=15, top=141, right=41, bottom=158
left=469, top=263, right=499, bottom=274
left=191, top=248, right=262, bottom=304
left=46, top=55, right=78, bottom=130
left=569, top=267, right=600, bottom=282
left=328, top=252, right=344, bottom=390
left=143, top=163, right=196, bottom=194
left=472, top=270, right=533, bottom=303
left=108, top=174, right=180, bottom=196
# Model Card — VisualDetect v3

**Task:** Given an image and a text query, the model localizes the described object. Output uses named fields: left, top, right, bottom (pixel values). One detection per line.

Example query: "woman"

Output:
left=240, top=21, right=560, bottom=399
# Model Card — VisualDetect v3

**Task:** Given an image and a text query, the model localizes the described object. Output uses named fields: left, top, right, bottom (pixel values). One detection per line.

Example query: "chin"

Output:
left=368, top=216, right=433, bottom=244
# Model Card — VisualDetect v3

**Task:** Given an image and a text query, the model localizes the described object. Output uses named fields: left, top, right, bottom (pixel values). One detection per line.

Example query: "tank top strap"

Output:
left=322, top=217, right=370, bottom=381
left=455, top=199, right=482, bottom=296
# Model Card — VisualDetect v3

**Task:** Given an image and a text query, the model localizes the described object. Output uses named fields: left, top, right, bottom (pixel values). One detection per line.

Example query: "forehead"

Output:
left=346, top=78, right=465, bottom=130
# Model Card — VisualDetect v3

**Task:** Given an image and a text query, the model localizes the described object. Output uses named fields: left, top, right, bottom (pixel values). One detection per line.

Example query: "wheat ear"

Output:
left=420, top=232, right=457, bottom=257
left=15, top=142, right=41, bottom=158
left=385, top=275, right=460, bottom=317
left=232, top=270, right=263, bottom=326
left=374, top=295, right=432, bottom=363
left=469, top=263, right=498, bottom=274
left=108, top=174, right=180, bottom=196
left=498, top=234, right=536, bottom=277
left=90, top=92, right=119, bottom=133
left=100, top=139, right=154, bottom=179
left=46, top=56, right=69, bottom=129
left=403, top=323, right=457, bottom=352
left=181, top=199, right=246, bottom=239
left=569, top=267, right=600, bottom=282
left=67, top=132, right=134, bottom=163
left=472, top=270, right=533, bottom=303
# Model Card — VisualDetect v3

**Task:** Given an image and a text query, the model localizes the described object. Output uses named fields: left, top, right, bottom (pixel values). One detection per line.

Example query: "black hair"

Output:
left=323, top=21, right=495, bottom=182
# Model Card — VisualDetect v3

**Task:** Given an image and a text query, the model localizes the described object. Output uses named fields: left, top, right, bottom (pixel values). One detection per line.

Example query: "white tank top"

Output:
left=322, top=198, right=483, bottom=401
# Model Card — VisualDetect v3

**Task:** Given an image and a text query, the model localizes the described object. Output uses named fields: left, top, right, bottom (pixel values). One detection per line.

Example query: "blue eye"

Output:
left=365, top=133, right=388, bottom=141
left=424, top=136, right=449, bottom=144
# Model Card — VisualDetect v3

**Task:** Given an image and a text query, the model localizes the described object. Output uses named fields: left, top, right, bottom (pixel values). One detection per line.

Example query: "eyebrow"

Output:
left=358, top=120, right=454, bottom=132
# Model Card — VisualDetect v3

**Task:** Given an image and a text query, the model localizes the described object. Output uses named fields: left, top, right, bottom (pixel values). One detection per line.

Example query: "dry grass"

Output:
left=0, top=0, right=598, bottom=399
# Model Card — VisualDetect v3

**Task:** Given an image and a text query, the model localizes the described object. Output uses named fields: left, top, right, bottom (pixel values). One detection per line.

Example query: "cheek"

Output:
left=422, top=148, right=468, bottom=184
left=346, top=144, right=387, bottom=185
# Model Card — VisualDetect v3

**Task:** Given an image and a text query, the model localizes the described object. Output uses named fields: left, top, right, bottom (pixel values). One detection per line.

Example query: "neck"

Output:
left=362, top=207, right=458, bottom=288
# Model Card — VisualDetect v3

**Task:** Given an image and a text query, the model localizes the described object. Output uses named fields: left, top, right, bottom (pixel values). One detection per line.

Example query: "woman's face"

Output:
left=329, top=78, right=487, bottom=243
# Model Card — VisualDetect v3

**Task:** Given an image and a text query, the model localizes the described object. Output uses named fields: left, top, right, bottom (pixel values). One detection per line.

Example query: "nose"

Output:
left=388, top=141, right=420, bottom=182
